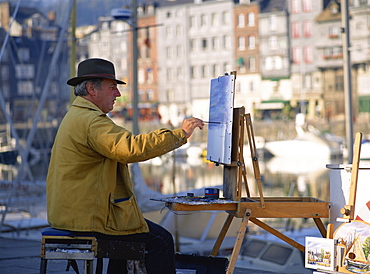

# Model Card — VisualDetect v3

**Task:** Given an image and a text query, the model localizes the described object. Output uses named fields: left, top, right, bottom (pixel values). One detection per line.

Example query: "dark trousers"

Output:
left=96, top=219, right=176, bottom=274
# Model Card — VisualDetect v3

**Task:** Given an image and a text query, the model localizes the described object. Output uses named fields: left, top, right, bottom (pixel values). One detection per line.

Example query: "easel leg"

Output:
left=211, top=214, right=234, bottom=256
left=226, top=209, right=251, bottom=274
left=313, top=218, right=327, bottom=238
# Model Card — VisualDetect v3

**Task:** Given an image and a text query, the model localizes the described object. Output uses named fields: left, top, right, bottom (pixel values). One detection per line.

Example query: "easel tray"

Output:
left=158, top=196, right=330, bottom=219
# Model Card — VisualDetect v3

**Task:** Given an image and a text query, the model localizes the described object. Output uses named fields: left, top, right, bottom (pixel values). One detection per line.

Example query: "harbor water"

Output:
left=0, top=148, right=342, bottom=241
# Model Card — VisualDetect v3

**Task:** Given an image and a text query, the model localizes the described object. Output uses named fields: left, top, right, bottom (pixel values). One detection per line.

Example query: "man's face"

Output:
left=94, top=78, right=121, bottom=113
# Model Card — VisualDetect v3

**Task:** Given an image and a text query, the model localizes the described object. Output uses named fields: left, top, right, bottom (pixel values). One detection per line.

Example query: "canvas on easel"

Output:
left=206, top=74, right=235, bottom=165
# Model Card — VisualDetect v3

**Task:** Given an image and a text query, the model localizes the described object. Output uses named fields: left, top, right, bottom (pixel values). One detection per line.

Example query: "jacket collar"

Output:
left=72, top=96, right=105, bottom=115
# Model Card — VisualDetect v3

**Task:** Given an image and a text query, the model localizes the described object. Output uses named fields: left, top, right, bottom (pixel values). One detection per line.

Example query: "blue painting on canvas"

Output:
left=206, top=74, right=235, bottom=164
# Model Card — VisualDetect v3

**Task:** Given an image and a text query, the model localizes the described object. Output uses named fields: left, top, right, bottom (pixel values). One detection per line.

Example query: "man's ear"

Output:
left=86, top=82, right=95, bottom=95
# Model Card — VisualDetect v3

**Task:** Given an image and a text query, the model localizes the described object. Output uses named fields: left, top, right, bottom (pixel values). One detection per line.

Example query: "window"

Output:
left=238, top=14, right=245, bottom=28
left=303, top=0, right=311, bottom=12
left=304, top=46, right=313, bottom=63
left=268, top=36, right=278, bottom=50
left=335, top=74, right=344, bottom=91
left=176, top=10, right=182, bottom=17
left=261, top=245, right=292, bottom=265
left=269, top=16, right=277, bottom=31
left=249, top=81, right=255, bottom=92
left=243, top=240, right=267, bottom=258
left=303, top=21, right=311, bottom=37
left=213, top=64, right=222, bottom=77
left=167, top=68, right=173, bottom=80
left=248, top=57, right=256, bottom=72
left=304, top=74, right=312, bottom=90
left=201, top=14, right=207, bottom=26
left=238, top=36, right=245, bottom=50
left=273, top=56, right=283, bottom=69
left=222, top=11, right=230, bottom=24
left=330, top=4, right=339, bottom=14
left=177, top=45, right=183, bottom=57
left=147, top=68, right=153, bottom=83
left=166, top=26, right=173, bottom=38
left=211, top=13, right=219, bottom=26
left=202, top=38, right=208, bottom=50
left=248, top=35, right=255, bottom=49
left=292, top=22, right=300, bottom=38
left=292, top=47, right=301, bottom=64
left=291, top=0, right=300, bottom=13
left=147, top=5, right=154, bottom=15
left=328, top=26, right=340, bottom=38
left=147, top=89, right=154, bottom=101
left=18, top=48, right=30, bottom=61
left=102, top=22, right=109, bottom=29
left=189, top=16, right=196, bottom=28
left=138, top=7, right=144, bottom=16
left=17, top=81, right=33, bottom=95
left=201, top=65, right=208, bottom=78
left=223, top=35, right=231, bottom=49
left=223, top=62, right=231, bottom=73
left=212, top=64, right=220, bottom=77
left=176, top=25, right=182, bottom=37
left=190, top=66, right=196, bottom=79
left=265, top=56, right=283, bottom=70
left=247, top=12, right=255, bottom=27
left=166, top=47, right=173, bottom=58
left=15, top=64, right=34, bottom=79
left=2, top=84, right=10, bottom=98
left=138, top=68, right=145, bottom=84
left=212, top=37, right=219, bottom=50
left=1, top=65, right=9, bottom=79
left=177, top=67, right=183, bottom=80
left=190, top=39, right=196, bottom=52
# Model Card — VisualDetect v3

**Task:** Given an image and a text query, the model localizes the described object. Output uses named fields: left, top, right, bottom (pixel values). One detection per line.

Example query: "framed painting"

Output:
left=305, top=237, right=336, bottom=271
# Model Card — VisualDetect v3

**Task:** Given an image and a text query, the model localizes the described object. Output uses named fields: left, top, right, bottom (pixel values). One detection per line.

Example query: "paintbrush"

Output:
left=203, top=121, right=222, bottom=124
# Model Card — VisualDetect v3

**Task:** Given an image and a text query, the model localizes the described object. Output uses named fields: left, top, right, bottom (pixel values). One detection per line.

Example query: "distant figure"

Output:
left=46, top=58, right=204, bottom=273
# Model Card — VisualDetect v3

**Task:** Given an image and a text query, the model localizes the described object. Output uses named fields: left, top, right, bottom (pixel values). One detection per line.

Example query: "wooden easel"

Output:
left=166, top=108, right=330, bottom=273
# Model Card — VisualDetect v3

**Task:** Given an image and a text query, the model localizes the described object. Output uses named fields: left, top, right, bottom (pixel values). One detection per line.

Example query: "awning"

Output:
left=255, top=100, right=288, bottom=110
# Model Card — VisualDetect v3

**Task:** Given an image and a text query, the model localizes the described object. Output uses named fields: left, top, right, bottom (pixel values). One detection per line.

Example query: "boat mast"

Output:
left=70, top=0, right=77, bottom=105
left=341, top=0, right=354, bottom=163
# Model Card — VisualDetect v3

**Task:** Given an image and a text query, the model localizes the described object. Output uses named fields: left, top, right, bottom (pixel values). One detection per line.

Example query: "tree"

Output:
left=362, top=236, right=370, bottom=259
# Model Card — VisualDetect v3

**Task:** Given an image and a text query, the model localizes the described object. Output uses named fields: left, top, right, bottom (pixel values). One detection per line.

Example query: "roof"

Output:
left=11, top=6, right=46, bottom=21
left=259, top=0, right=287, bottom=13
left=315, top=0, right=341, bottom=22
left=141, top=0, right=194, bottom=8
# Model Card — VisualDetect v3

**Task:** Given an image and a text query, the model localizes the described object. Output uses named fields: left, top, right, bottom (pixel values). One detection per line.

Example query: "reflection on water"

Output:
left=0, top=152, right=342, bottom=239
left=139, top=152, right=339, bottom=204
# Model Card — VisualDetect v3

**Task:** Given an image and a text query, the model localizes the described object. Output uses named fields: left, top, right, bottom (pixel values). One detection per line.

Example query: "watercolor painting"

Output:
left=334, top=220, right=370, bottom=273
left=305, top=237, right=335, bottom=271
left=206, top=74, right=235, bottom=164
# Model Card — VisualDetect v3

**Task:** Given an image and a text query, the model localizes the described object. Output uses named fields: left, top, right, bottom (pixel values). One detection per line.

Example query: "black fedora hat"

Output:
left=67, top=58, right=126, bottom=86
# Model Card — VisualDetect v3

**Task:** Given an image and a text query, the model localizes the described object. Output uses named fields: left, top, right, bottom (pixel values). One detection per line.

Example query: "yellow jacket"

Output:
left=47, top=96, right=187, bottom=235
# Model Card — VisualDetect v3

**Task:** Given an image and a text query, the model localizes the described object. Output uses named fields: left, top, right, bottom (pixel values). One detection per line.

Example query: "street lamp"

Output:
left=111, top=3, right=139, bottom=135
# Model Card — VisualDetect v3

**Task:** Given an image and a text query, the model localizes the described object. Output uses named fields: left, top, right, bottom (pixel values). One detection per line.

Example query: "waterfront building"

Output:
left=0, top=2, right=69, bottom=154
left=258, top=0, right=292, bottom=121
left=156, top=0, right=235, bottom=126
left=234, top=0, right=262, bottom=117
left=289, top=0, right=327, bottom=120
left=315, top=0, right=346, bottom=121
left=348, top=1, right=370, bottom=116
